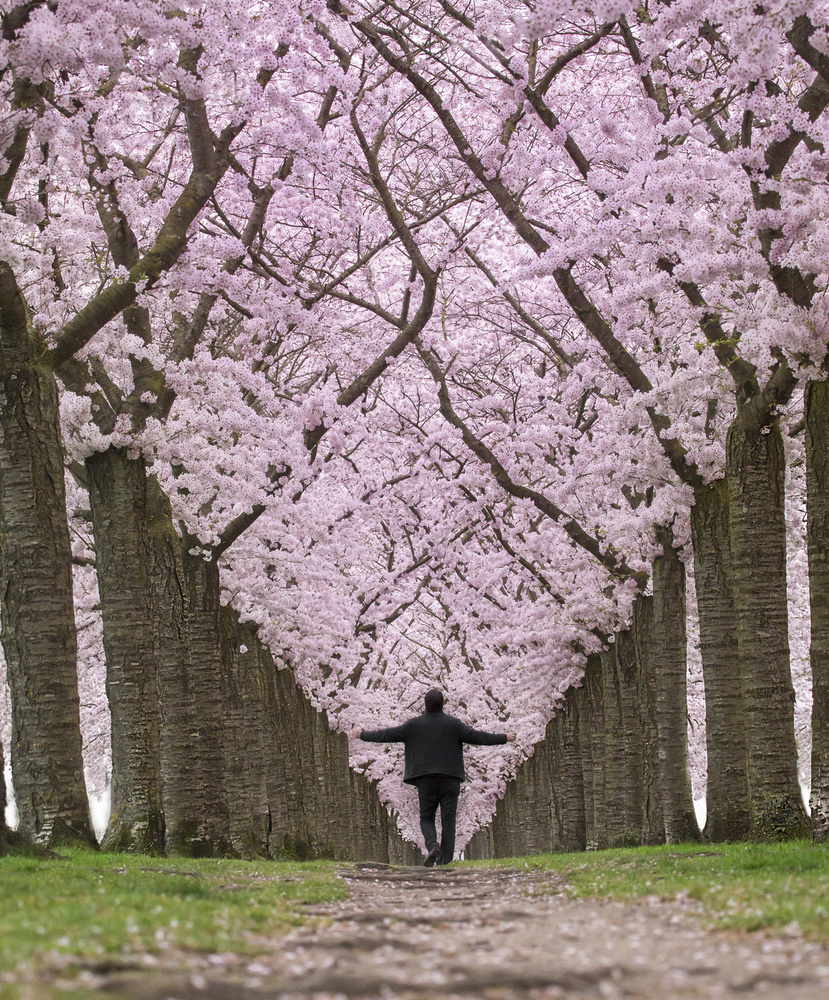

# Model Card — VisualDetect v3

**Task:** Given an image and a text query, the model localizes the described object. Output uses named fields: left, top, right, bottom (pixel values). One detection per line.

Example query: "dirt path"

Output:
left=94, top=862, right=829, bottom=999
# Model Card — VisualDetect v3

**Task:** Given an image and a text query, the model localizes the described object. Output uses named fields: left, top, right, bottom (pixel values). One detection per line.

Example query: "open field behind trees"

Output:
left=6, top=0, right=829, bottom=860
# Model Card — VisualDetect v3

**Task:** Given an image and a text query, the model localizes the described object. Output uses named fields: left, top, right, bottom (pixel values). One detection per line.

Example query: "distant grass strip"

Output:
left=0, top=847, right=345, bottom=999
left=465, top=840, right=829, bottom=938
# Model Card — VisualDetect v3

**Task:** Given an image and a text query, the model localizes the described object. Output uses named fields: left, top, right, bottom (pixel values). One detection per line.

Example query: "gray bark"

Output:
left=146, top=479, right=232, bottom=856
left=600, top=645, right=629, bottom=847
left=496, top=743, right=555, bottom=856
left=632, top=597, right=665, bottom=845
left=651, top=527, right=700, bottom=843
left=220, top=610, right=270, bottom=857
left=268, top=659, right=319, bottom=858
left=807, top=380, right=829, bottom=840
left=86, top=448, right=164, bottom=852
left=252, top=631, right=397, bottom=862
left=548, top=692, right=586, bottom=852
left=690, top=478, right=750, bottom=841
left=583, top=653, right=605, bottom=848
left=617, top=613, right=665, bottom=847
left=388, top=830, right=422, bottom=865
left=478, top=606, right=665, bottom=857
left=0, top=264, right=94, bottom=848
left=465, top=826, right=494, bottom=860
left=727, top=417, right=809, bottom=838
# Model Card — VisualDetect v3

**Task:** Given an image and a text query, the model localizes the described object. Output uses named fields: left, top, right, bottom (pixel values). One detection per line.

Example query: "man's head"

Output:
left=424, top=688, right=444, bottom=713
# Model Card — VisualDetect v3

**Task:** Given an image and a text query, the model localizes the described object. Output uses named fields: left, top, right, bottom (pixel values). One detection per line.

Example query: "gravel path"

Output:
left=94, top=862, right=829, bottom=999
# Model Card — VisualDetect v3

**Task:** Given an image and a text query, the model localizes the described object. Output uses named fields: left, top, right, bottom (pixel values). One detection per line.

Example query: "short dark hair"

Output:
left=424, top=688, right=444, bottom=713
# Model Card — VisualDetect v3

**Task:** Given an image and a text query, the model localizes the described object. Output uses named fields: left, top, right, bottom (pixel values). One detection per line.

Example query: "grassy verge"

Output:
left=0, top=847, right=345, bottom=1000
left=465, top=840, right=829, bottom=938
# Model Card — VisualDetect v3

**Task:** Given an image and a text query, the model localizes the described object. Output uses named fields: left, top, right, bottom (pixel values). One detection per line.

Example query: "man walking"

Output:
left=352, top=689, right=516, bottom=866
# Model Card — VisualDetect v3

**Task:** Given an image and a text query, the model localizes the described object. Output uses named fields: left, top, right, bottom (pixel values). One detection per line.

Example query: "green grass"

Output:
left=464, top=840, right=829, bottom=938
left=0, top=847, right=345, bottom=1000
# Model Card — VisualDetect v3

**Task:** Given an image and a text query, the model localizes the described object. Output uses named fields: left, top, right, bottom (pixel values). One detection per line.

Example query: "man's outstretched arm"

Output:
left=352, top=723, right=409, bottom=742
left=461, top=725, right=517, bottom=745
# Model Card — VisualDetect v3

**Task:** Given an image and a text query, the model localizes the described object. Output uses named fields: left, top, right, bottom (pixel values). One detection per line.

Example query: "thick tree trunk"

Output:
left=268, top=661, right=319, bottom=858
left=219, top=611, right=269, bottom=857
left=388, top=828, right=421, bottom=865
left=806, top=380, right=829, bottom=840
left=146, top=479, right=232, bottom=856
left=309, top=703, right=343, bottom=856
left=86, top=448, right=164, bottom=852
left=600, top=645, right=629, bottom=847
left=0, top=267, right=94, bottom=847
left=616, top=620, right=660, bottom=846
left=632, top=597, right=665, bottom=844
left=582, top=653, right=606, bottom=848
left=256, top=640, right=291, bottom=857
left=549, top=691, right=586, bottom=852
left=323, top=709, right=397, bottom=861
left=345, top=764, right=390, bottom=862
left=512, top=743, right=555, bottom=855
left=575, top=670, right=594, bottom=849
left=651, top=527, right=700, bottom=843
left=465, top=826, right=494, bottom=860
left=252, top=628, right=396, bottom=862
left=490, top=784, right=520, bottom=857
left=690, top=478, right=750, bottom=841
left=726, top=418, right=809, bottom=838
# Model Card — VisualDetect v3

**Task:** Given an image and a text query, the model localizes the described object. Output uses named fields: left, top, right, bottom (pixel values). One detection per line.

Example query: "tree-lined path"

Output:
left=7, top=0, right=829, bottom=876
left=87, top=862, right=829, bottom=1000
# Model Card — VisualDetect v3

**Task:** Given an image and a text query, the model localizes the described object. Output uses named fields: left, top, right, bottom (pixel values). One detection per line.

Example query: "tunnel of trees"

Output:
left=2, top=0, right=829, bottom=858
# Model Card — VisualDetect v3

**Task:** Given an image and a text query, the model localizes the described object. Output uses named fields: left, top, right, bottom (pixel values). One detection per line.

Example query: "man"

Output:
left=352, top=688, right=516, bottom=867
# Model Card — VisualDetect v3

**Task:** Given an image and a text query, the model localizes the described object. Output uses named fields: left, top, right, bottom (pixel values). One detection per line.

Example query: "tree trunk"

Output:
left=465, top=826, right=494, bottom=860
left=573, top=681, right=594, bottom=851
left=388, top=829, right=422, bottom=865
left=268, top=659, right=320, bottom=859
left=86, top=448, right=164, bottom=852
left=548, top=691, right=586, bottom=851
left=600, top=645, right=629, bottom=847
left=146, top=478, right=232, bottom=856
left=514, top=743, right=555, bottom=855
left=582, top=653, right=606, bottom=848
left=251, top=627, right=398, bottom=862
left=633, top=597, right=665, bottom=845
left=806, top=380, right=829, bottom=840
left=616, top=623, right=651, bottom=846
left=690, top=478, right=750, bottom=841
left=319, top=707, right=398, bottom=862
left=255, top=640, right=290, bottom=858
left=726, top=417, right=809, bottom=838
left=651, top=526, right=700, bottom=843
left=0, top=266, right=94, bottom=847
left=346, top=762, right=392, bottom=862
left=489, top=763, right=526, bottom=858
left=219, top=611, right=269, bottom=857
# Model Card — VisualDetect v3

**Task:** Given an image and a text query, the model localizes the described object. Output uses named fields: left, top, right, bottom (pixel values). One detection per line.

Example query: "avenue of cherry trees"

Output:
left=2, top=0, right=829, bottom=858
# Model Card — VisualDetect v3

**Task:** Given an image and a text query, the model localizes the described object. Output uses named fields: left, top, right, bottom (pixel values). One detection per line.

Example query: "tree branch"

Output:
left=416, top=336, right=648, bottom=588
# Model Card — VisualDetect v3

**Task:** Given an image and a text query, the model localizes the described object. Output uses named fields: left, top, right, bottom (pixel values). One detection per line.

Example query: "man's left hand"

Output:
left=351, top=727, right=362, bottom=739
left=506, top=732, right=517, bottom=742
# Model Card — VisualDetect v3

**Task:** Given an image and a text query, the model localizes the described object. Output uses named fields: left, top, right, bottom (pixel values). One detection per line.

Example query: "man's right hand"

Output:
left=352, top=727, right=362, bottom=739
left=506, top=732, right=516, bottom=742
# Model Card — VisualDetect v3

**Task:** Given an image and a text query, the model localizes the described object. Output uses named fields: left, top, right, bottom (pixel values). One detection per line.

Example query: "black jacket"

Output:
left=360, top=710, right=507, bottom=783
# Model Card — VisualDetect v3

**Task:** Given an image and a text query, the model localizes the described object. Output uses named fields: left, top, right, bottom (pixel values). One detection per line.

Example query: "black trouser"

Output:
left=414, top=775, right=461, bottom=865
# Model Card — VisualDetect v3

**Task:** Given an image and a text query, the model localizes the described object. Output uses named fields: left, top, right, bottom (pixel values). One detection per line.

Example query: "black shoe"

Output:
left=423, top=846, right=440, bottom=867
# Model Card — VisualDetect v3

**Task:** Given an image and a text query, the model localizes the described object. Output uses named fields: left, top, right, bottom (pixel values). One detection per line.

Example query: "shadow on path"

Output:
left=93, top=862, right=829, bottom=999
